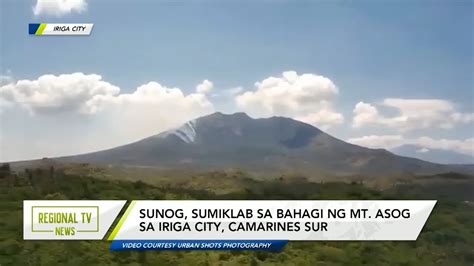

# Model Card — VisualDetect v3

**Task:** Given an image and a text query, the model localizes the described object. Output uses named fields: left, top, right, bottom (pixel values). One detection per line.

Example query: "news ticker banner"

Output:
left=29, top=23, right=93, bottom=36
left=24, top=200, right=436, bottom=251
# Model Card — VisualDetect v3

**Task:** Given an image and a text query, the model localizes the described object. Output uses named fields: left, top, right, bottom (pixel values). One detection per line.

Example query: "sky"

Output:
left=0, top=0, right=473, bottom=161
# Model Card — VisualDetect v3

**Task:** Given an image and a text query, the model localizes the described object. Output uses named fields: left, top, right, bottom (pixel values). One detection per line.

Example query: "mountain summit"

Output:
left=63, top=112, right=461, bottom=176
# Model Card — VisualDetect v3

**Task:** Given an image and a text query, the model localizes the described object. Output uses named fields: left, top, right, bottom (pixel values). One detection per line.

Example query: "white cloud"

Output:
left=416, top=137, right=474, bottom=156
left=451, top=112, right=474, bottom=123
left=235, top=71, right=343, bottom=129
left=0, top=73, right=214, bottom=161
left=347, top=135, right=405, bottom=149
left=0, top=73, right=120, bottom=114
left=209, top=87, right=243, bottom=100
left=88, top=81, right=213, bottom=112
left=295, top=110, right=344, bottom=130
left=353, top=102, right=379, bottom=128
left=33, top=0, right=87, bottom=17
left=0, top=75, right=15, bottom=113
left=352, top=98, right=474, bottom=131
left=416, top=148, right=430, bottom=153
left=0, top=73, right=214, bottom=117
left=226, top=87, right=244, bottom=96
left=195, top=80, right=213, bottom=95
left=347, top=135, right=474, bottom=156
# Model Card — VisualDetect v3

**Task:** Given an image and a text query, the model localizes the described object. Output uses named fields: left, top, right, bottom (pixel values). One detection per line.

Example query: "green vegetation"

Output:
left=1, top=165, right=473, bottom=265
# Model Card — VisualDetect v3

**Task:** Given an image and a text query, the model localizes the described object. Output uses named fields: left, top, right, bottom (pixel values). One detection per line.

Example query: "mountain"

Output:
left=60, top=112, right=469, bottom=177
left=390, top=144, right=474, bottom=165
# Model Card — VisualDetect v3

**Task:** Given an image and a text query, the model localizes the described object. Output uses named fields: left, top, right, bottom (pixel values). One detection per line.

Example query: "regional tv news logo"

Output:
left=29, top=23, right=93, bottom=36
left=31, top=206, right=99, bottom=236
left=24, top=201, right=125, bottom=240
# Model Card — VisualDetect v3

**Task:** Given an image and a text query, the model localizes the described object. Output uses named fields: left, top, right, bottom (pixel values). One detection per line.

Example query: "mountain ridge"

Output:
left=52, top=112, right=473, bottom=177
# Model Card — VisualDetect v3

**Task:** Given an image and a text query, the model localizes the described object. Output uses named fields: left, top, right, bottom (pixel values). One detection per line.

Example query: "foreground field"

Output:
left=0, top=165, right=473, bottom=265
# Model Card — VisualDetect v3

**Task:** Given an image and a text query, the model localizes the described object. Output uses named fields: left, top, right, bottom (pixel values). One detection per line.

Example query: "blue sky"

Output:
left=0, top=0, right=472, bottom=161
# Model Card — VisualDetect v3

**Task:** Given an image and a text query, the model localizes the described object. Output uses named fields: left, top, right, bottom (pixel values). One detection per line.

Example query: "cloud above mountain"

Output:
left=347, top=135, right=474, bottom=156
left=33, top=0, right=87, bottom=17
left=195, top=80, right=213, bottom=95
left=353, top=99, right=474, bottom=131
left=0, top=73, right=119, bottom=114
left=0, top=73, right=214, bottom=161
left=0, top=73, right=214, bottom=116
left=235, top=71, right=343, bottom=129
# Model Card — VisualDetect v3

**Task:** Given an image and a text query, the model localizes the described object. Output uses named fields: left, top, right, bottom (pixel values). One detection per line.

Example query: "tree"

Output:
left=0, top=163, right=11, bottom=178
